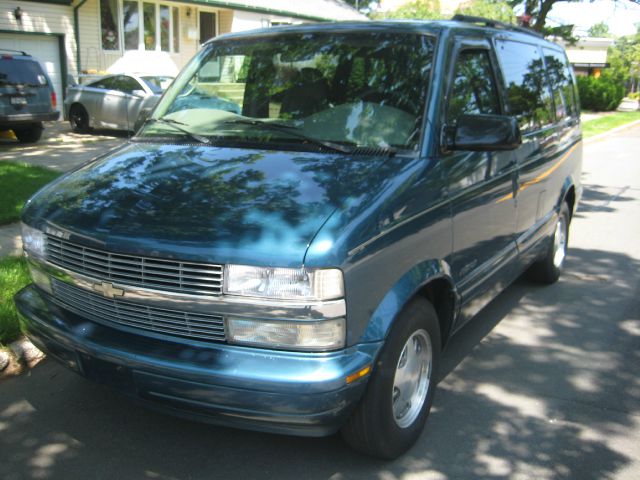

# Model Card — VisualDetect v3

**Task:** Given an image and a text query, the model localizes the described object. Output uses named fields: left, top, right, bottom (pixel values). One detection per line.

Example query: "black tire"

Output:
left=341, top=297, right=441, bottom=459
left=69, top=104, right=90, bottom=133
left=13, top=123, right=43, bottom=143
left=527, top=202, right=571, bottom=284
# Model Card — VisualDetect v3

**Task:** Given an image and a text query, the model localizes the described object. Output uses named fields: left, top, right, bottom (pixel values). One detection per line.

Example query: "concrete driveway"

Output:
left=0, top=121, right=127, bottom=172
left=1, top=125, right=639, bottom=480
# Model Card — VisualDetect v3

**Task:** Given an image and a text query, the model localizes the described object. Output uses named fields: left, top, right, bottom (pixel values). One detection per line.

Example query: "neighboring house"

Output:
left=555, top=37, right=614, bottom=77
left=0, top=0, right=365, bottom=111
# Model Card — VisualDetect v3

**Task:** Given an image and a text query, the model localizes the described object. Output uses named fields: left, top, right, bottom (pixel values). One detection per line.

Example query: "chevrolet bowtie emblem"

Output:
left=92, top=281, right=125, bottom=298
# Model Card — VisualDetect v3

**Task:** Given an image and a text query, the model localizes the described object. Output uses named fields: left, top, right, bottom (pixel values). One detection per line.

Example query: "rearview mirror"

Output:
left=444, top=114, right=521, bottom=152
left=131, top=89, right=146, bottom=98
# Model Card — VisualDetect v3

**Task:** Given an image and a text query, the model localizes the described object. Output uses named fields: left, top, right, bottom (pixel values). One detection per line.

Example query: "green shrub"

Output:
left=577, top=75, right=626, bottom=111
left=628, top=91, right=640, bottom=101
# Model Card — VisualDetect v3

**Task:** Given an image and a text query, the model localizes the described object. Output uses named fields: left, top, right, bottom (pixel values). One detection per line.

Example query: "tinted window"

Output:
left=543, top=48, right=577, bottom=120
left=116, top=76, right=143, bottom=94
left=495, top=40, right=554, bottom=132
left=0, top=59, right=48, bottom=87
left=447, top=50, right=500, bottom=121
left=88, top=77, right=118, bottom=90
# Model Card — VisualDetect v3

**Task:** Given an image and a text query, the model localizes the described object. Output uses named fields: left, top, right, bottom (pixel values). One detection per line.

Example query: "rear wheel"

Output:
left=341, top=297, right=441, bottom=459
left=528, top=202, right=570, bottom=284
left=69, top=104, right=90, bottom=133
left=13, top=123, right=43, bottom=143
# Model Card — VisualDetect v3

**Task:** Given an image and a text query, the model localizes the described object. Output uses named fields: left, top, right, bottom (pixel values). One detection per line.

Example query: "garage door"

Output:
left=0, top=34, right=62, bottom=112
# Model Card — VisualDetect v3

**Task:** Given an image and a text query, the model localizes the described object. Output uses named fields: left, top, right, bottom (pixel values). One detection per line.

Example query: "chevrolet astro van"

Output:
left=16, top=16, right=582, bottom=459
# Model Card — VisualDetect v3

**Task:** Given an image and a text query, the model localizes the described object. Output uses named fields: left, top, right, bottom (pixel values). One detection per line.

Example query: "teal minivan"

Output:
left=16, top=16, right=582, bottom=459
left=0, top=49, right=59, bottom=142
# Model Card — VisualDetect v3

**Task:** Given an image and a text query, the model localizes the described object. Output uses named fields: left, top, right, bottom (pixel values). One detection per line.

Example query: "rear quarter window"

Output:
left=542, top=48, right=578, bottom=120
left=494, top=39, right=555, bottom=133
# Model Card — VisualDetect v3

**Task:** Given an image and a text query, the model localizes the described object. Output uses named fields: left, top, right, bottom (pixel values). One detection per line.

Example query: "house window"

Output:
left=143, top=3, right=156, bottom=50
left=160, top=5, right=170, bottom=51
left=123, top=0, right=140, bottom=50
left=100, top=0, right=120, bottom=50
left=101, top=0, right=180, bottom=53
left=172, top=7, right=179, bottom=52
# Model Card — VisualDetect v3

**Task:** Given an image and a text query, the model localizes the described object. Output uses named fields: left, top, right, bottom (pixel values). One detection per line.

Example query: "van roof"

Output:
left=211, top=17, right=562, bottom=51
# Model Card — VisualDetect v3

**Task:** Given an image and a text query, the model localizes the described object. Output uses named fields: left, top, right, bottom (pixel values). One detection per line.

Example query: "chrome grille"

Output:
left=45, top=235, right=223, bottom=296
left=50, top=279, right=226, bottom=343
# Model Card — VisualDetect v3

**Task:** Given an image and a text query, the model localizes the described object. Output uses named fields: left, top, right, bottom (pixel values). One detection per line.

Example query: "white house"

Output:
left=555, top=37, right=614, bottom=77
left=0, top=0, right=365, bottom=109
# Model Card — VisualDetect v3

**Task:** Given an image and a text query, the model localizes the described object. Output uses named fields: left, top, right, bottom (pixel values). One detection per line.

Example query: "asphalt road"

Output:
left=1, top=126, right=639, bottom=480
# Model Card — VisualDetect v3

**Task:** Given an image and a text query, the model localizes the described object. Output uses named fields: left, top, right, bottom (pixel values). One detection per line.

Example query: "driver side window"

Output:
left=445, top=49, right=502, bottom=191
left=447, top=50, right=500, bottom=122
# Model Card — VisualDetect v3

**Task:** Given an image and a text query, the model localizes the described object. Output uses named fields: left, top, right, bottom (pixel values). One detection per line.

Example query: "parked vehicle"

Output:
left=0, top=49, right=59, bottom=143
left=64, top=74, right=174, bottom=132
left=16, top=17, right=582, bottom=459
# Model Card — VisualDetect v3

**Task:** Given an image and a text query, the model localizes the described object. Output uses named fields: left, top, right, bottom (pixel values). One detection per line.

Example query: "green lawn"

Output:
left=582, top=111, right=640, bottom=139
left=0, top=256, right=30, bottom=345
left=0, top=162, right=60, bottom=225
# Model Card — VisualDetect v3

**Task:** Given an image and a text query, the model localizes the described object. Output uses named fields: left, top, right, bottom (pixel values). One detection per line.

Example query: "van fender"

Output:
left=557, top=175, right=577, bottom=216
left=358, top=259, right=459, bottom=344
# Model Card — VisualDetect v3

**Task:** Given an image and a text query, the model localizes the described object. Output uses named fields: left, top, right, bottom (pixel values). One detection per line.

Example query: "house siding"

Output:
left=0, top=0, right=77, bottom=76
left=231, top=10, right=302, bottom=32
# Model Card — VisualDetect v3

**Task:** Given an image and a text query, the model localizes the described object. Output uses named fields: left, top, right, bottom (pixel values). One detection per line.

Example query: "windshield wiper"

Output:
left=220, top=118, right=353, bottom=154
left=140, top=117, right=211, bottom=144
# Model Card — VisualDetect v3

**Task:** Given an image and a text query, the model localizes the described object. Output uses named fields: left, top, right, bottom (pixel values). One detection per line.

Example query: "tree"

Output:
left=371, top=0, right=442, bottom=20
left=455, top=0, right=516, bottom=23
left=606, top=30, right=640, bottom=92
left=588, top=22, right=611, bottom=37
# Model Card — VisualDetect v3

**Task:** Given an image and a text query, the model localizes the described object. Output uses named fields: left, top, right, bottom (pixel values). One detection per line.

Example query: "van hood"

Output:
left=23, top=142, right=394, bottom=266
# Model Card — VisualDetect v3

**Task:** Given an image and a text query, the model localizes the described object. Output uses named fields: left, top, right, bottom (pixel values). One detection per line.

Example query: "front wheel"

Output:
left=527, top=202, right=571, bottom=284
left=341, top=298, right=441, bottom=459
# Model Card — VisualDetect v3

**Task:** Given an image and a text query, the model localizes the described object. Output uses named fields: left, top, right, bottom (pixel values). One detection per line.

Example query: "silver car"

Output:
left=64, top=74, right=173, bottom=133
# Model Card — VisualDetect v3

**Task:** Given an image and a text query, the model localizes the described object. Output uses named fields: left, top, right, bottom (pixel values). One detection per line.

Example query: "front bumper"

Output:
left=15, top=285, right=380, bottom=437
left=0, top=111, right=59, bottom=127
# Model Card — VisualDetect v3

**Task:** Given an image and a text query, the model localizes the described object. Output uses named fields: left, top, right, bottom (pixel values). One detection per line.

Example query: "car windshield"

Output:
left=139, top=31, right=436, bottom=151
left=0, top=59, right=48, bottom=87
left=140, top=75, right=174, bottom=93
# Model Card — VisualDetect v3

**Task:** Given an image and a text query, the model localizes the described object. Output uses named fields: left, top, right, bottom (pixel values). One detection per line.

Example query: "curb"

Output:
left=0, top=337, right=46, bottom=379
left=584, top=118, right=640, bottom=145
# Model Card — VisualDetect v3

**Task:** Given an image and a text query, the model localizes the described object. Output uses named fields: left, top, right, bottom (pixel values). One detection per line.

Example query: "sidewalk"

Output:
left=0, top=223, right=22, bottom=257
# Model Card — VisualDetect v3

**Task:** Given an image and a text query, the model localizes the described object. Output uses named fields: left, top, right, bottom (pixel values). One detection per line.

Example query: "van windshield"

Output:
left=140, top=31, right=435, bottom=151
left=0, top=59, right=48, bottom=87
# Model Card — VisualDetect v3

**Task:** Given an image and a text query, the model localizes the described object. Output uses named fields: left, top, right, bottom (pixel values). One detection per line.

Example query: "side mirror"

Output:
left=134, top=107, right=153, bottom=132
left=444, top=114, right=521, bottom=152
left=131, top=89, right=146, bottom=98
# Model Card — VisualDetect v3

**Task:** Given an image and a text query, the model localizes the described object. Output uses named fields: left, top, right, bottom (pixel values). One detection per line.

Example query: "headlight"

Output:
left=227, top=317, right=345, bottom=351
left=224, top=265, right=344, bottom=301
left=21, top=223, right=46, bottom=257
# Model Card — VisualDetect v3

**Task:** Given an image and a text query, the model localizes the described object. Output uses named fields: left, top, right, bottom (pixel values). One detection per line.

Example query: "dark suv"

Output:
left=0, top=49, right=59, bottom=143
left=16, top=17, right=582, bottom=459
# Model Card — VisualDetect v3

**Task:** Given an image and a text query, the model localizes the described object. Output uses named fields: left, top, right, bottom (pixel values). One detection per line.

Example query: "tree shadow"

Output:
left=1, top=246, right=638, bottom=480
left=574, top=183, right=635, bottom=216
left=0, top=122, right=127, bottom=172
